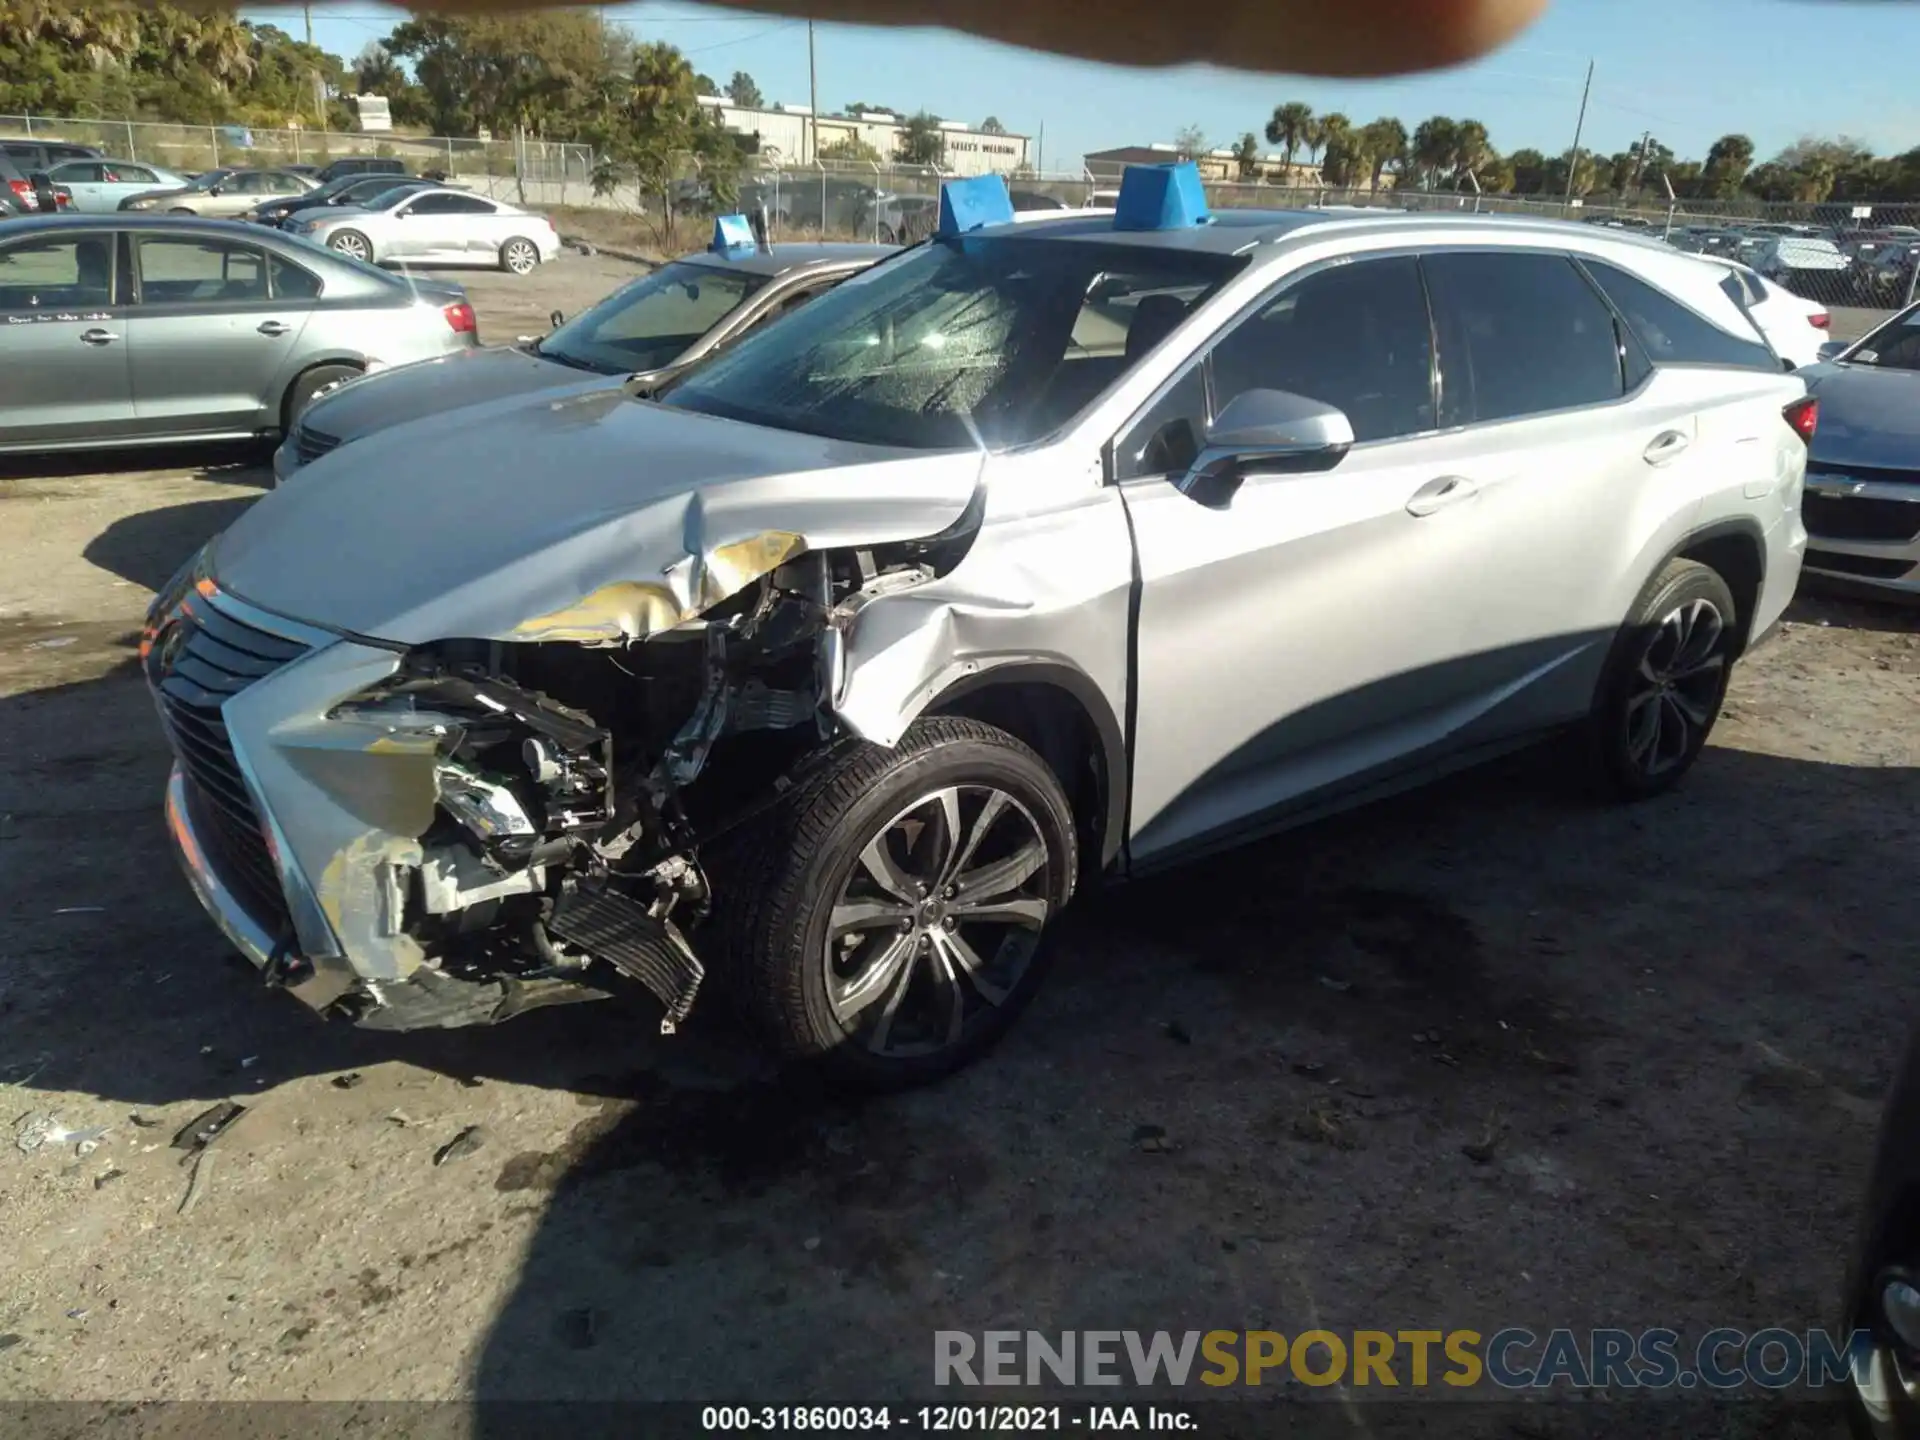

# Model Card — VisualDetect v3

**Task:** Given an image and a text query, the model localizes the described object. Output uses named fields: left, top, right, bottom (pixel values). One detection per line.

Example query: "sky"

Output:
left=256, top=0, right=1917, bottom=170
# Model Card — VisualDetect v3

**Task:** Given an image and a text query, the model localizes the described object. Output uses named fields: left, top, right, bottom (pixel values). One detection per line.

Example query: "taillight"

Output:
left=1783, top=396, right=1818, bottom=444
left=443, top=300, right=477, bottom=335
left=1808, top=312, right=1830, bottom=329
left=8, top=178, right=37, bottom=210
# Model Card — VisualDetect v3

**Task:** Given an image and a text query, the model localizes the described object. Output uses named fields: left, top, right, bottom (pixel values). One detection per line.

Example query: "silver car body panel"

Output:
left=151, top=207, right=1810, bottom=1026
left=46, top=159, right=190, bottom=213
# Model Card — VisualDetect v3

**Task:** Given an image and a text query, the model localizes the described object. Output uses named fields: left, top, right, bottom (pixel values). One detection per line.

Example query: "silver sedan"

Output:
left=0, top=214, right=480, bottom=455
left=289, top=185, right=564, bottom=274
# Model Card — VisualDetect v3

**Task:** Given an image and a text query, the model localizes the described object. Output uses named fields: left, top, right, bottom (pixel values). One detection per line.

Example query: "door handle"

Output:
left=79, top=328, right=118, bottom=346
left=1405, top=475, right=1479, bottom=517
left=257, top=320, right=292, bottom=336
left=1643, top=429, right=1691, bottom=465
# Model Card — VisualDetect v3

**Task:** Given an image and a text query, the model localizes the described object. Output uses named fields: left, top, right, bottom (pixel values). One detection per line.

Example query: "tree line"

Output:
left=1222, top=102, right=1920, bottom=204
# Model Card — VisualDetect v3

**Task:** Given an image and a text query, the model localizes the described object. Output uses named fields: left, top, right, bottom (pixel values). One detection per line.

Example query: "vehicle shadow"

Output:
left=1789, top=587, right=1919, bottom=633
left=82, top=495, right=260, bottom=592
left=0, top=441, right=271, bottom=487
left=1, top=640, right=1910, bottom=1415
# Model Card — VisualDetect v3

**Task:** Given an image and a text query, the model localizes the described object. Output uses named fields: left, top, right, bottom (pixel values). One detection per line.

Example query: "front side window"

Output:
left=0, top=234, right=114, bottom=309
left=113, top=164, right=158, bottom=184
left=50, top=162, right=105, bottom=184
left=1208, top=256, right=1436, bottom=443
left=541, top=260, right=767, bottom=374
left=136, top=237, right=267, bottom=304
left=1847, top=305, right=1920, bottom=371
left=664, top=238, right=1247, bottom=449
left=1425, top=251, right=1623, bottom=426
left=1584, top=259, right=1777, bottom=372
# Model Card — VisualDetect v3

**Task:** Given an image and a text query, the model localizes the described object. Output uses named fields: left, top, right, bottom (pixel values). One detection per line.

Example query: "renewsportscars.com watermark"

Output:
left=934, top=1328, right=1874, bottom=1392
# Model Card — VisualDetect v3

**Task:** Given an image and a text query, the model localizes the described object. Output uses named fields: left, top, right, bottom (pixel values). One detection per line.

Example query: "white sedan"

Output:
left=1720, top=261, right=1833, bottom=370
left=290, top=185, right=563, bottom=274
left=44, top=157, right=191, bottom=213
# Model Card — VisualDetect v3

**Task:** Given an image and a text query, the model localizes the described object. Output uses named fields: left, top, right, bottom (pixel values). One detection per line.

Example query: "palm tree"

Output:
left=1264, top=101, right=1312, bottom=170
left=1359, top=117, right=1408, bottom=191
left=1314, top=112, right=1349, bottom=178
left=1411, top=116, right=1457, bottom=190
left=194, top=14, right=258, bottom=90
left=1449, top=118, right=1489, bottom=189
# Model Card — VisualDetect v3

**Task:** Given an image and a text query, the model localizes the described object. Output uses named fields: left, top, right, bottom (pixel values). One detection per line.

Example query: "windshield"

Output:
left=357, top=185, right=422, bottom=212
left=663, top=236, right=1247, bottom=449
left=185, top=169, right=233, bottom=193
left=541, top=259, right=767, bottom=374
left=1844, top=304, right=1920, bottom=371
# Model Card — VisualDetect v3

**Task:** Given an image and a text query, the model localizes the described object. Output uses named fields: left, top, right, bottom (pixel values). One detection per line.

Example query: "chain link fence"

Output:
left=0, top=113, right=594, bottom=202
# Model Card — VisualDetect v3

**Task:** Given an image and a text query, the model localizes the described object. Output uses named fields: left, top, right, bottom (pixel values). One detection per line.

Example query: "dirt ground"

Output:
left=1, top=256, right=1916, bottom=1429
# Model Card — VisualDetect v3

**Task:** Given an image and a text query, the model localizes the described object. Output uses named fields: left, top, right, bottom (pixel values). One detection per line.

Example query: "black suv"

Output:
left=313, top=157, right=408, bottom=184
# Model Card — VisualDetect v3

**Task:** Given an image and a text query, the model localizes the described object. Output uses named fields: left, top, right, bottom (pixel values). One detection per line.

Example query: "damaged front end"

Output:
left=151, top=522, right=970, bottom=1035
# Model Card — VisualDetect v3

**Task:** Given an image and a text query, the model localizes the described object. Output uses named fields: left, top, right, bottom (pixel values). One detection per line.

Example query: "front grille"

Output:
left=1802, top=493, right=1920, bottom=544
left=152, top=597, right=310, bottom=933
left=292, top=424, right=341, bottom=467
left=1805, top=550, right=1916, bottom=581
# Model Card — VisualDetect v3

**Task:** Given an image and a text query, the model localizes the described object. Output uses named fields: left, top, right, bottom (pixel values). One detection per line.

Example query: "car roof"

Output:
left=0, top=213, right=324, bottom=240
left=960, top=206, right=1700, bottom=258
left=678, top=241, right=897, bottom=277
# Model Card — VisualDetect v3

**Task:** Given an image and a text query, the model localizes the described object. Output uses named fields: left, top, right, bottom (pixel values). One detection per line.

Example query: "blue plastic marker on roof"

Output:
left=1113, top=161, right=1211, bottom=232
left=710, top=213, right=756, bottom=254
left=935, top=174, right=1015, bottom=240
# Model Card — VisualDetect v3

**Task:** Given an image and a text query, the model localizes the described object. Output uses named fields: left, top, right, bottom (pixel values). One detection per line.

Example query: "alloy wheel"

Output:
left=823, top=785, right=1052, bottom=1059
left=1623, top=597, right=1726, bottom=778
left=506, top=241, right=537, bottom=274
left=331, top=233, right=369, bottom=261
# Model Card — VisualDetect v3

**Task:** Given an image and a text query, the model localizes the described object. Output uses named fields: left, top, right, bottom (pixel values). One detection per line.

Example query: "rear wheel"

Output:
left=711, top=716, right=1077, bottom=1089
left=500, top=237, right=540, bottom=275
left=1589, top=558, right=1737, bottom=799
left=167, top=206, right=194, bottom=215
left=328, top=229, right=372, bottom=262
left=282, top=363, right=360, bottom=431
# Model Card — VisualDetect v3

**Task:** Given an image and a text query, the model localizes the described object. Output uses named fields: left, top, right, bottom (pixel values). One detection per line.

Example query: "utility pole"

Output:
left=806, top=21, right=818, bottom=166
left=302, top=2, right=312, bottom=45
left=1036, top=120, right=1043, bottom=176
left=1563, top=58, right=1593, bottom=209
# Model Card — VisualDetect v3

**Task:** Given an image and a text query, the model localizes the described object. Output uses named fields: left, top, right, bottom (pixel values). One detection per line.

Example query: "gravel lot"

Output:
left=0, top=254, right=1915, bottom=1427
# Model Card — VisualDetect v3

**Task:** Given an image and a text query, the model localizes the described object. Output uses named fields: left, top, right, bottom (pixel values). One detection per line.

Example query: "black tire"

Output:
left=499, top=236, right=540, bottom=275
left=709, top=716, right=1078, bottom=1089
left=1589, top=558, right=1738, bottom=800
left=282, top=363, right=360, bottom=431
left=877, top=223, right=898, bottom=246
left=328, top=229, right=371, bottom=262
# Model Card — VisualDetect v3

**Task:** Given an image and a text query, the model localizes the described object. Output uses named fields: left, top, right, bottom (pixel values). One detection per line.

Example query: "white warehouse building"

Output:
left=696, top=98, right=1030, bottom=175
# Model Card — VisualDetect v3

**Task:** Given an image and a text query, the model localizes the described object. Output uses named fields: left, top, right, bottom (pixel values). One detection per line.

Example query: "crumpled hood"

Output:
left=301, top=345, right=591, bottom=445
left=215, top=386, right=982, bottom=645
left=1804, top=363, right=1920, bottom=470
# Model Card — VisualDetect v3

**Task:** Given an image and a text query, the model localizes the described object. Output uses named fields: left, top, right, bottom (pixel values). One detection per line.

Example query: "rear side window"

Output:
left=1424, top=251, right=1623, bottom=426
left=1585, top=259, right=1777, bottom=372
left=269, top=253, right=321, bottom=300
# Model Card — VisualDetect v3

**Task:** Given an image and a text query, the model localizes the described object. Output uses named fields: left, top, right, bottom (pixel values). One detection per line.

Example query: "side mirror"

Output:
left=549, top=309, right=565, bottom=330
left=208, top=184, right=223, bottom=196
left=1817, top=340, right=1848, bottom=363
left=1178, top=389, right=1354, bottom=507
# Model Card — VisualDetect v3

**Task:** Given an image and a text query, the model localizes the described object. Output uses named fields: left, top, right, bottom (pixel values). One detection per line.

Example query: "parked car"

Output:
left=0, top=213, right=478, bottom=455
left=246, top=174, right=433, bottom=229
left=1671, top=227, right=1744, bottom=260
left=44, top=157, right=190, bottom=213
left=859, top=192, right=940, bottom=245
left=1718, top=261, right=1831, bottom=369
left=275, top=239, right=896, bottom=485
left=1842, top=1026, right=1920, bottom=1440
left=286, top=184, right=562, bottom=273
left=1753, top=235, right=1852, bottom=299
left=284, top=164, right=322, bottom=180
left=120, top=167, right=318, bottom=217
left=312, top=156, right=409, bottom=185
left=1796, top=302, right=1920, bottom=597
left=1, top=138, right=103, bottom=173
left=145, top=185, right=1813, bottom=1086
left=1856, top=240, right=1920, bottom=307
left=1009, top=189, right=1073, bottom=212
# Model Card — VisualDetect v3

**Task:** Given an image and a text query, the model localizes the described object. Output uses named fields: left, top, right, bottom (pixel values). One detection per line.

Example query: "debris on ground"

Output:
left=1462, top=1119, right=1504, bottom=1165
left=330, top=1073, right=363, bottom=1090
left=178, top=1150, right=216, bottom=1216
left=1132, top=1124, right=1173, bottom=1153
left=26, top=636, right=77, bottom=650
left=432, top=1125, right=487, bottom=1167
left=171, top=1102, right=245, bottom=1155
left=1290, top=1060, right=1326, bottom=1077
left=0, top=1335, right=21, bottom=1352
left=15, top=1114, right=107, bottom=1156
left=128, top=1114, right=160, bottom=1129
left=65, top=1309, right=87, bottom=1321
left=386, top=1110, right=416, bottom=1129
left=51, top=906, right=103, bottom=915
left=93, top=1168, right=125, bottom=1191
left=1162, top=1020, right=1192, bottom=1045
left=1292, top=1106, right=1358, bottom=1150
left=1317, top=975, right=1353, bottom=993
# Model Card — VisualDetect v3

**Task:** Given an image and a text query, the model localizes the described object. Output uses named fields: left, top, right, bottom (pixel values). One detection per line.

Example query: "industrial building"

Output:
left=697, top=98, right=1030, bottom=175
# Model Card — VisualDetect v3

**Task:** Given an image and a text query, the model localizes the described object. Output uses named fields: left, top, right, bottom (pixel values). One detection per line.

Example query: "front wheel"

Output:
left=328, top=229, right=372, bottom=262
left=1589, top=558, right=1738, bottom=800
left=711, top=716, right=1078, bottom=1089
left=499, top=237, right=540, bottom=275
